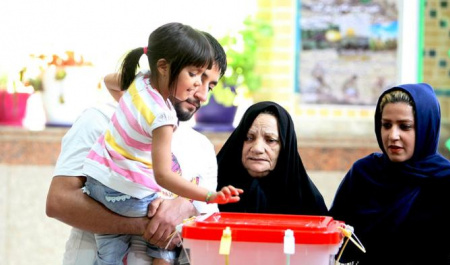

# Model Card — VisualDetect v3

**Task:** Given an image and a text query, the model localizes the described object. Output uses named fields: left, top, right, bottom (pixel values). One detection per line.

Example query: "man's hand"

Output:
left=143, top=197, right=198, bottom=249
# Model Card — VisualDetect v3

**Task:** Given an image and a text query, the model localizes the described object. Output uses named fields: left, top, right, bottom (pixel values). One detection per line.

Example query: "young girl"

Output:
left=83, top=22, right=242, bottom=265
left=330, top=83, right=450, bottom=264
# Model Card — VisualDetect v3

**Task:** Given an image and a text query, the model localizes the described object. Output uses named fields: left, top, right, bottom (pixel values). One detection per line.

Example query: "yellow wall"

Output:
left=253, top=0, right=297, bottom=112
left=422, top=0, right=450, bottom=123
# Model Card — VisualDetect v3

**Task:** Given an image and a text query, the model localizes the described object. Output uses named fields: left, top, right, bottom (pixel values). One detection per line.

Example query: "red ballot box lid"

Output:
left=182, top=212, right=344, bottom=244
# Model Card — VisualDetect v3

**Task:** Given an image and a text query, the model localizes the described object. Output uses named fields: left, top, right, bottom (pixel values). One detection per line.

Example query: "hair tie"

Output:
left=143, top=46, right=148, bottom=55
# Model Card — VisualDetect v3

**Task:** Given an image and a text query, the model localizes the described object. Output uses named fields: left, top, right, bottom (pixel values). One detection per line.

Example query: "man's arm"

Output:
left=46, top=174, right=198, bottom=248
left=46, top=176, right=148, bottom=235
left=104, top=73, right=123, bottom=102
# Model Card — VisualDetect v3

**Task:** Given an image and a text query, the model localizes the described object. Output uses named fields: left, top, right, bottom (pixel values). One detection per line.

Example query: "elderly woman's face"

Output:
left=241, top=113, right=281, bottom=178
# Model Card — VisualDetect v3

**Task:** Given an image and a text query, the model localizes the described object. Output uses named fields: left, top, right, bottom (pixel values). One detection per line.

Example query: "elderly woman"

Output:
left=216, top=101, right=328, bottom=215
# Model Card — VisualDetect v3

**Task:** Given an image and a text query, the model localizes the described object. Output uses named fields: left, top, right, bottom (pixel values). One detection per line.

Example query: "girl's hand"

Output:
left=208, top=185, right=244, bottom=204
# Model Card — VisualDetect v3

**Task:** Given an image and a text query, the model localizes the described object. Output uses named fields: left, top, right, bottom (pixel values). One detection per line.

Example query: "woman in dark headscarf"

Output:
left=217, top=101, right=328, bottom=215
left=330, top=83, right=450, bottom=264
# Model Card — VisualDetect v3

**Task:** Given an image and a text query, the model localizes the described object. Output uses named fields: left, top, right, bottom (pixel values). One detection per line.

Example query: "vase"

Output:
left=0, top=90, right=31, bottom=127
left=42, top=65, right=101, bottom=127
left=194, top=95, right=237, bottom=132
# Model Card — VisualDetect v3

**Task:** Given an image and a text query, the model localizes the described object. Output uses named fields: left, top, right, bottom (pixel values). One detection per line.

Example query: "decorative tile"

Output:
left=430, top=9, right=437, bottom=17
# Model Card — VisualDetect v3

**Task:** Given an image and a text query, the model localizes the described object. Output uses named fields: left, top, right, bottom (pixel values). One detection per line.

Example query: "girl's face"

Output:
left=173, top=63, right=221, bottom=121
left=242, top=113, right=281, bottom=178
left=381, top=102, right=415, bottom=162
left=174, top=66, right=207, bottom=103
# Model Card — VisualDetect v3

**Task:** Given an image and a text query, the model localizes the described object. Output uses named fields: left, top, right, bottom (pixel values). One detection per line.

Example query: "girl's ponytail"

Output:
left=118, top=47, right=144, bottom=91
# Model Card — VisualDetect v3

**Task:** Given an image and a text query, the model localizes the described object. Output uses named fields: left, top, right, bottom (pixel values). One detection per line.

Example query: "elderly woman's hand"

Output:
left=208, top=185, right=243, bottom=204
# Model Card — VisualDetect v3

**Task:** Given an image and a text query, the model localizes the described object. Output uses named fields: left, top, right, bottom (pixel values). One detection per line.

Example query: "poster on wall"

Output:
left=298, top=0, right=398, bottom=105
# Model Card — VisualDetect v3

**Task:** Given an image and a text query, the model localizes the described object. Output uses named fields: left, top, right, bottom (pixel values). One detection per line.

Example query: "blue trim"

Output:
left=418, top=0, right=425, bottom=82
left=294, top=0, right=301, bottom=93
left=433, top=89, right=450, bottom=96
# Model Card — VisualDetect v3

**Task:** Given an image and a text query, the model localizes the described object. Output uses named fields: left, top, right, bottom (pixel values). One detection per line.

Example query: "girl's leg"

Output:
left=94, top=233, right=131, bottom=265
left=83, top=178, right=146, bottom=265
left=129, top=236, right=177, bottom=265
left=84, top=177, right=160, bottom=264
left=126, top=236, right=153, bottom=265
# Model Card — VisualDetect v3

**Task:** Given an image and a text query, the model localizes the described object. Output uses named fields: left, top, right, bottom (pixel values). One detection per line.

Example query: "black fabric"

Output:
left=330, top=83, right=450, bottom=264
left=217, top=101, right=328, bottom=215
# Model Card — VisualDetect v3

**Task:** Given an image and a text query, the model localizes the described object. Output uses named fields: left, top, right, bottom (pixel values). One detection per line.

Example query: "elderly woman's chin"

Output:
left=244, top=162, right=272, bottom=178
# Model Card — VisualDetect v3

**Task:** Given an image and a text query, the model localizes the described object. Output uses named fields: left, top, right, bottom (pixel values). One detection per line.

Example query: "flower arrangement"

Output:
left=19, top=50, right=93, bottom=92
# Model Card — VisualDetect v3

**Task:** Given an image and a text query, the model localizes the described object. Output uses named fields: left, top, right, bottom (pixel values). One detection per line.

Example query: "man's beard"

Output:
left=171, top=96, right=201, bottom=121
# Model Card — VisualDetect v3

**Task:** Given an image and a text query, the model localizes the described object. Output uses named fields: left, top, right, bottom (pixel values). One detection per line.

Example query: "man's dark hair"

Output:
left=202, top=31, right=227, bottom=78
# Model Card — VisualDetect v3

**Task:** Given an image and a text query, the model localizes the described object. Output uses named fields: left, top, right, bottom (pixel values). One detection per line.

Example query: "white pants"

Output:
left=62, top=228, right=152, bottom=265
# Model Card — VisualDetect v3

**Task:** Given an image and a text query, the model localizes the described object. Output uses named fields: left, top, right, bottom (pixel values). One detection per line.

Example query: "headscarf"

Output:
left=330, top=83, right=450, bottom=264
left=217, top=101, right=328, bottom=215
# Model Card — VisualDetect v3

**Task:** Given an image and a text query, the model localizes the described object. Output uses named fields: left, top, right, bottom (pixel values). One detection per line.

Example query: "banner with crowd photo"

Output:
left=298, top=0, right=398, bottom=105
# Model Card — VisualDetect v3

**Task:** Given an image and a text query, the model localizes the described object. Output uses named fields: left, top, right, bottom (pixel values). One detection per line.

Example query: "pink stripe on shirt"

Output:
left=111, top=115, right=151, bottom=152
left=146, top=86, right=168, bottom=109
left=86, top=148, right=161, bottom=191
left=103, top=131, right=152, bottom=168
left=118, top=99, right=148, bottom=137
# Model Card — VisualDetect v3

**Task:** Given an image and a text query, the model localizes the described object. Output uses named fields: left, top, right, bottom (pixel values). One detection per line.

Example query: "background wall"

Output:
left=0, top=165, right=70, bottom=265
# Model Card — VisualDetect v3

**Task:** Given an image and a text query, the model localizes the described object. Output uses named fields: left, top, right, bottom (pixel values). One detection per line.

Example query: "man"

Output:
left=45, top=32, right=227, bottom=265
